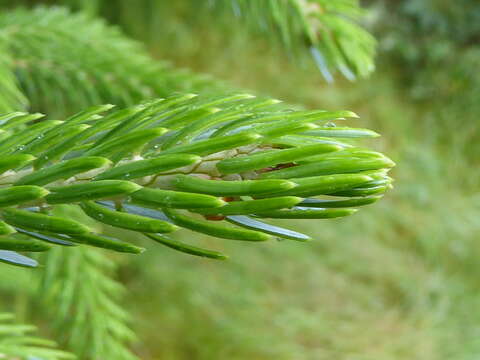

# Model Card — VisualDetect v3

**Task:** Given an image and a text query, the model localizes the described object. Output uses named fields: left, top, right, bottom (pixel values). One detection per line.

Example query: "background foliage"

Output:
left=0, top=0, right=479, bottom=359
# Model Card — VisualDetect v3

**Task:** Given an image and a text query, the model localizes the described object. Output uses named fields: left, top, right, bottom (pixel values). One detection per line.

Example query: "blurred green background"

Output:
left=1, top=1, right=479, bottom=359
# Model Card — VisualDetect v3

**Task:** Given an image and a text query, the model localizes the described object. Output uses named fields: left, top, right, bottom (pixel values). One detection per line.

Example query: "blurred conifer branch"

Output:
left=0, top=43, right=28, bottom=113
left=0, top=6, right=225, bottom=116
left=0, top=312, right=74, bottom=359
left=207, top=0, right=376, bottom=81
left=39, top=244, right=139, bottom=360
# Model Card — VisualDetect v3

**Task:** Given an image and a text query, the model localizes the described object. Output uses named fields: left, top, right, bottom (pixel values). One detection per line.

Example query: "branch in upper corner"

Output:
left=0, top=6, right=226, bottom=117
left=208, top=0, right=376, bottom=81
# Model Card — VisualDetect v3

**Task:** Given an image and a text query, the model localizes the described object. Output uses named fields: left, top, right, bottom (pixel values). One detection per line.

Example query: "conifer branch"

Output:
left=0, top=93, right=394, bottom=266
